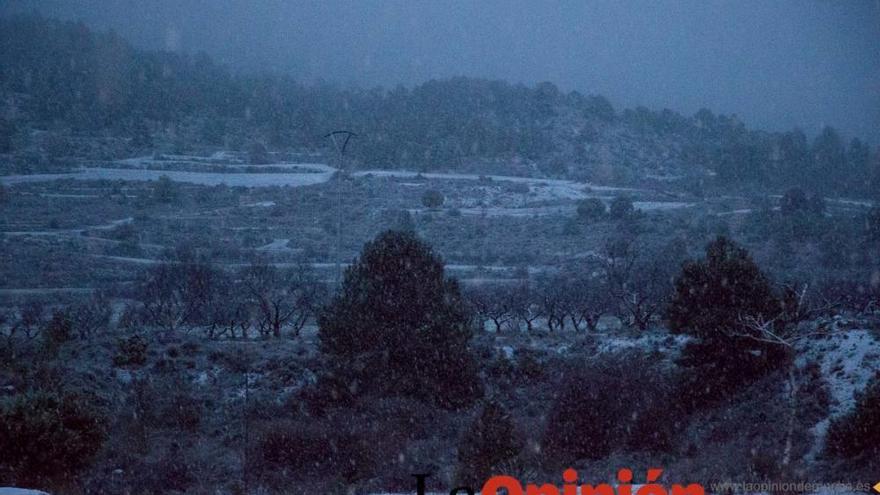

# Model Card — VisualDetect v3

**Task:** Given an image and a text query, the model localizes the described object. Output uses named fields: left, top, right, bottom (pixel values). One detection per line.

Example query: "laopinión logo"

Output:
left=414, top=468, right=705, bottom=495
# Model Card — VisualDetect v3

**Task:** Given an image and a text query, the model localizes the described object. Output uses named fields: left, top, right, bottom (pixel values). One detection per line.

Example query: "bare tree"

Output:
left=205, top=274, right=251, bottom=339
left=602, top=236, right=680, bottom=331
left=9, top=301, right=46, bottom=340
left=466, top=285, right=514, bottom=334
left=138, top=254, right=220, bottom=335
left=536, top=274, right=571, bottom=332
left=241, top=259, right=324, bottom=338
left=568, top=274, right=614, bottom=332
left=730, top=283, right=839, bottom=468
left=509, top=281, right=540, bottom=332
left=68, top=292, right=112, bottom=339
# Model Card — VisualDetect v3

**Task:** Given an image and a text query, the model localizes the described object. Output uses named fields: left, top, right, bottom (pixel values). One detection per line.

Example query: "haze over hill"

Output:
left=0, top=15, right=877, bottom=199
left=2, top=0, right=879, bottom=145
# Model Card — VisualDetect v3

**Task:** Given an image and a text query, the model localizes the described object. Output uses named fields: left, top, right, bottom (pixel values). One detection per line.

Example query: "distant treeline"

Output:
left=0, top=15, right=877, bottom=196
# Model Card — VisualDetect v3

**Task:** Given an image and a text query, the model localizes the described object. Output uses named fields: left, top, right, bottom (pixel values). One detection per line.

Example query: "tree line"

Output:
left=1, top=15, right=877, bottom=196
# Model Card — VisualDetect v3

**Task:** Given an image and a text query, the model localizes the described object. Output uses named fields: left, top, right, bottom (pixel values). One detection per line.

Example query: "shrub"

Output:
left=114, top=334, right=149, bottom=367
left=780, top=187, right=825, bottom=217
left=152, top=175, right=178, bottom=203
left=42, top=310, right=73, bottom=353
left=421, top=189, right=445, bottom=209
left=576, top=198, right=606, bottom=222
left=542, top=353, right=680, bottom=464
left=455, top=400, right=523, bottom=487
left=254, top=420, right=374, bottom=483
left=609, top=195, right=634, bottom=219
left=0, top=391, right=107, bottom=485
left=825, top=372, right=880, bottom=462
left=780, top=187, right=809, bottom=216
left=247, top=141, right=270, bottom=164
left=319, top=230, right=483, bottom=409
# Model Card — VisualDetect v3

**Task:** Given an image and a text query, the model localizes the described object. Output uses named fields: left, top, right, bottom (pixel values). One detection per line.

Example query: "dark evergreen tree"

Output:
left=421, top=189, right=445, bottom=209
left=810, top=126, right=846, bottom=189
left=776, top=129, right=810, bottom=187
left=319, top=230, right=483, bottom=409
left=668, top=236, right=778, bottom=338
left=576, top=197, right=606, bottom=222
left=152, top=175, right=178, bottom=204
left=609, top=195, right=635, bottom=220
left=0, top=118, right=16, bottom=153
left=668, top=237, right=786, bottom=407
left=780, top=187, right=810, bottom=216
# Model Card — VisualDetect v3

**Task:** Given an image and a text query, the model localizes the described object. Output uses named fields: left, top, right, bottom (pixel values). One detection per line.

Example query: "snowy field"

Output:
left=0, top=165, right=335, bottom=187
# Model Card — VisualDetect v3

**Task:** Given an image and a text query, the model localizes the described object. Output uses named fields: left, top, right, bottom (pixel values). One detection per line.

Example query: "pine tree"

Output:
left=319, top=230, right=483, bottom=409
left=668, top=236, right=786, bottom=407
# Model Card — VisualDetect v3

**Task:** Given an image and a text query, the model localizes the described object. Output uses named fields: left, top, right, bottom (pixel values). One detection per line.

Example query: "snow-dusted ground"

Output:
left=256, top=238, right=300, bottom=252
left=798, top=325, right=880, bottom=460
left=1, top=161, right=691, bottom=211
left=0, top=288, right=96, bottom=295
left=0, top=166, right=334, bottom=187
left=354, top=168, right=639, bottom=201
left=632, top=200, right=693, bottom=211
left=419, top=202, right=691, bottom=217
left=2, top=217, right=132, bottom=236
left=597, top=331, right=690, bottom=354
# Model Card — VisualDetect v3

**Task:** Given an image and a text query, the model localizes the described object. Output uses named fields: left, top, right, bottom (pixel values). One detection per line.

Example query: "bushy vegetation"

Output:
left=609, top=195, right=635, bottom=219
left=113, top=334, right=149, bottom=367
left=455, top=400, right=523, bottom=487
left=253, top=420, right=375, bottom=484
left=0, top=391, right=107, bottom=486
left=576, top=197, right=606, bottom=222
left=421, top=189, right=446, bottom=209
left=542, top=354, right=681, bottom=464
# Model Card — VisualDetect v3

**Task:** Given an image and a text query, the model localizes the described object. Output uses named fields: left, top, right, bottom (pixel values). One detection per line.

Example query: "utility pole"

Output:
left=324, top=131, right=356, bottom=286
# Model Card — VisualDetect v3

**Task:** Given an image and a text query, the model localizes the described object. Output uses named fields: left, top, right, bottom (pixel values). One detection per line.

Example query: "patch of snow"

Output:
left=256, top=238, right=291, bottom=251
left=598, top=332, right=689, bottom=355
left=803, top=328, right=879, bottom=417
left=0, top=288, right=96, bottom=295
left=1, top=167, right=334, bottom=188
left=799, top=327, right=880, bottom=459
left=353, top=169, right=640, bottom=201
left=633, top=201, right=693, bottom=211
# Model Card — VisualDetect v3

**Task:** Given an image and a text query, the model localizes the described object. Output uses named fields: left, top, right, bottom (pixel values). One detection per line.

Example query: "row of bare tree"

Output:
left=127, top=254, right=328, bottom=339
left=1, top=236, right=687, bottom=341
left=1, top=295, right=112, bottom=343
left=467, top=236, right=687, bottom=332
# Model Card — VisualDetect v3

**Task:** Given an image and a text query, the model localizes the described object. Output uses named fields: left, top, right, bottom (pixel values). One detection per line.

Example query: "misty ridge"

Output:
left=0, top=9, right=879, bottom=495
left=0, top=15, right=877, bottom=197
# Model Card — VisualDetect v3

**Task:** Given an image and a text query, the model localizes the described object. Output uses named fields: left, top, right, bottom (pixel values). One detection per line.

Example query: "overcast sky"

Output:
left=4, top=0, right=879, bottom=144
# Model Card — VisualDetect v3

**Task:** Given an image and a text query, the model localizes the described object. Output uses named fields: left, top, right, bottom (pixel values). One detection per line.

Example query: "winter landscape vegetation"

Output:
left=0, top=7, right=879, bottom=495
